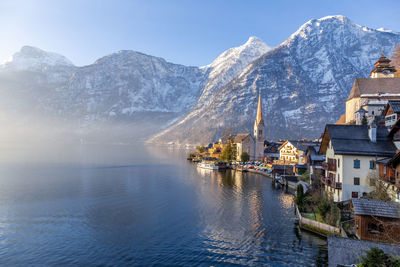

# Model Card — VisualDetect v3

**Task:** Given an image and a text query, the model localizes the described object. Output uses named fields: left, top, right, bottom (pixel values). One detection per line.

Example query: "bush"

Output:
left=315, top=199, right=330, bottom=218
left=358, top=247, right=400, bottom=267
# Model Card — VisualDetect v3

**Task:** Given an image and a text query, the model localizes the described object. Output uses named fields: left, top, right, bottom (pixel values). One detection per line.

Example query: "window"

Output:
left=338, top=159, right=340, bottom=168
left=352, top=192, right=359, bottom=198
left=354, top=177, right=360, bottom=185
left=384, top=166, right=387, bottom=175
left=354, top=159, right=360, bottom=169
left=369, top=160, right=376, bottom=169
left=368, top=223, right=378, bottom=233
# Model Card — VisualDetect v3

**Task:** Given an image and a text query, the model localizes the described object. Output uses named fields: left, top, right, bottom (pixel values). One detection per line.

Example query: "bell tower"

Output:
left=370, top=49, right=397, bottom=78
left=254, top=89, right=265, bottom=161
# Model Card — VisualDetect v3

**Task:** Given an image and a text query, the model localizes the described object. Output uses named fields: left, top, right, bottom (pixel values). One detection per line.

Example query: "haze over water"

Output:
left=0, top=144, right=327, bottom=266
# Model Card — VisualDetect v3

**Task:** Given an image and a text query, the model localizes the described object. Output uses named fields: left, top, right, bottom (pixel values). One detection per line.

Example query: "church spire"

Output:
left=256, top=89, right=264, bottom=125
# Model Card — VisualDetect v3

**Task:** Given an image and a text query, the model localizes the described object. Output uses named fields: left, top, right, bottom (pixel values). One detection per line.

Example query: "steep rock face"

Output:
left=149, top=15, right=400, bottom=145
left=45, top=50, right=207, bottom=121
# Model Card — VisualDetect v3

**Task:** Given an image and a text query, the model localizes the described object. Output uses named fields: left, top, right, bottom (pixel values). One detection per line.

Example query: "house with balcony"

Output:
left=383, top=100, right=400, bottom=128
left=278, top=140, right=316, bottom=165
left=376, top=157, right=399, bottom=202
left=319, top=124, right=396, bottom=202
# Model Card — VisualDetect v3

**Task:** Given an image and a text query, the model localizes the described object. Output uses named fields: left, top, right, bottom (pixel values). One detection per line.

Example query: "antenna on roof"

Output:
left=381, top=47, right=384, bottom=56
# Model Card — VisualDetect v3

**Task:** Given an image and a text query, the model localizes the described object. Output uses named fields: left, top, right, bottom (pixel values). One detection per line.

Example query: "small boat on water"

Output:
left=197, top=162, right=219, bottom=170
left=192, top=158, right=202, bottom=162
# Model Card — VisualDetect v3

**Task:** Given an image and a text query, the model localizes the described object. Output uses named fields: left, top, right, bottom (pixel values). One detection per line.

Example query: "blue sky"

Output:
left=1, top=0, right=400, bottom=66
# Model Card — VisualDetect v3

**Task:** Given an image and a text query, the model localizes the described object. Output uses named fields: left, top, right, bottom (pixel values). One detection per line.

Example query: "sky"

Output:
left=1, top=0, right=400, bottom=67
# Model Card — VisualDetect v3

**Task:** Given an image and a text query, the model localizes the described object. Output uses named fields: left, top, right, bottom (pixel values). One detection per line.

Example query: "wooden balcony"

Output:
left=322, top=162, right=336, bottom=172
left=320, top=175, right=342, bottom=189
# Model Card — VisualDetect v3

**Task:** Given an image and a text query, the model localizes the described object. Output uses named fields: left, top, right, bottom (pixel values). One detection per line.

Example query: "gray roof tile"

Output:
left=352, top=198, right=400, bottom=219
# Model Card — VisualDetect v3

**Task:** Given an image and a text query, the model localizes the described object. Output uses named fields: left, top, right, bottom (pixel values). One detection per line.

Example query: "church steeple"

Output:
left=254, top=89, right=265, bottom=161
left=256, top=89, right=264, bottom=126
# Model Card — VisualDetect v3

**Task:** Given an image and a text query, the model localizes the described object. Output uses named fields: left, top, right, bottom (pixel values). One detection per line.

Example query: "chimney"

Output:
left=369, top=121, right=377, bottom=143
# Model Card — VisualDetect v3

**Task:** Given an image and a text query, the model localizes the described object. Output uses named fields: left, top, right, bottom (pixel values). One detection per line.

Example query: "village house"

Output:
left=306, top=145, right=325, bottom=185
left=264, top=141, right=280, bottom=163
left=352, top=198, right=400, bottom=244
left=383, top=100, right=400, bottom=128
left=278, top=140, right=316, bottom=165
left=319, top=124, right=396, bottom=202
left=345, top=53, right=400, bottom=124
left=376, top=157, right=399, bottom=202
left=207, top=141, right=223, bottom=159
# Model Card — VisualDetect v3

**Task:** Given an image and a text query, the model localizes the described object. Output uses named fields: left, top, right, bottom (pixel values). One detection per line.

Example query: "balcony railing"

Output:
left=320, top=175, right=342, bottom=189
left=322, top=161, right=336, bottom=171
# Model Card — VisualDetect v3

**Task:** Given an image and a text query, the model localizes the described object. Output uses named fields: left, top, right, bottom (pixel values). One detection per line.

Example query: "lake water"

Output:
left=0, top=144, right=327, bottom=266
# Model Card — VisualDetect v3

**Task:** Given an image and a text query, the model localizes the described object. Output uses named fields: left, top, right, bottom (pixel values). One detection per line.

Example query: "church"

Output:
left=234, top=90, right=265, bottom=161
left=345, top=52, right=400, bottom=124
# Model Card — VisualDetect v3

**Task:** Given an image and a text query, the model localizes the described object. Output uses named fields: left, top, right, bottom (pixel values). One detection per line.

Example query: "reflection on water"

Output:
left=0, top=144, right=327, bottom=266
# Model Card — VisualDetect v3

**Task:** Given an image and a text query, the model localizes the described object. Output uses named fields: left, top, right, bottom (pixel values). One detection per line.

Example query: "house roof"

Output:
left=388, top=100, right=400, bottom=113
left=279, top=140, right=319, bottom=152
left=307, top=145, right=325, bottom=161
left=233, top=134, right=253, bottom=143
left=388, top=117, right=400, bottom=138
left=388, top=152, right=400, bottom=168
left=319, top=124, right=396, bottom=157
left=352, top=198, right=400, bottom=219
left=376, top=157, right=391, bottom=165
left=346, top=78, right=400, bottom=101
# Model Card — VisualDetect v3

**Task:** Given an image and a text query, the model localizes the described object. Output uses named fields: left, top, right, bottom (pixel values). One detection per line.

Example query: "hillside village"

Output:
left=189, top=46, right=400, bottom=260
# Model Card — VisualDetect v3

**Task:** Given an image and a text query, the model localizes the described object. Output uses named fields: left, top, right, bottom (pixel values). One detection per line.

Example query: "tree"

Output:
left=358, top=247, right=400, bottom=267
left=367, top=172, right=392, bottom=201
left=301, top=170, right=310, bottom=183
left=295, top=184, right=305, bottom=211
left=361, top=115, right=368, bottom=125
left=221, top=141, right=236, bottom=161
left=241, top=151, right=250, bottom=163
left=196, top=145, right=206, bottom=154
left=391, top=43, right=400, bottom=78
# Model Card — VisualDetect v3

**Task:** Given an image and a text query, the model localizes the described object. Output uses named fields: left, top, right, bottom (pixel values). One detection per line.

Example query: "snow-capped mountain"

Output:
left=1, top=46, right=74, bottom=71
left=2, top=15, right=399, bottom=144
left=149, top=15, right=400, bottom=145
left=0, top=37, right=270, bottom=142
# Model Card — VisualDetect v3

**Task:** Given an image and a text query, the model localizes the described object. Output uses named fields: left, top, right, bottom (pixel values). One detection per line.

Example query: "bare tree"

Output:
left=391, top=43, right=400, bottom=77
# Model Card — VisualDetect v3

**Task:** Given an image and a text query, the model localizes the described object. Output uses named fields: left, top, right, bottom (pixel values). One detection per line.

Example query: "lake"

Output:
left=0, top=144, right=327, bottom=266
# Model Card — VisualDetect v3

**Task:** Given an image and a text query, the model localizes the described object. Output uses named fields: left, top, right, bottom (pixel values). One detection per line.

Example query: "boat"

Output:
left=192, top=158, right=202, bottom=162
left=197, top=162, right=219, bottom=170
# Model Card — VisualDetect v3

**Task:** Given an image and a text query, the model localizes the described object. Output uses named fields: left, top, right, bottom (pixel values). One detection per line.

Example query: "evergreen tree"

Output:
left=295, top=184, right=304, bottom=211
left=361, top=115, right=368, bottom=125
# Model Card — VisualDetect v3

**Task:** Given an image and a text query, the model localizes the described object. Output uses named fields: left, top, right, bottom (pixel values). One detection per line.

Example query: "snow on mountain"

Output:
left=195, top=36, right=271, bottom=113
left=45, top=50, right=207, bottom=122
left=1, top=46, right=74, bottom=71
left=148, top=15, right=400, bottom=145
